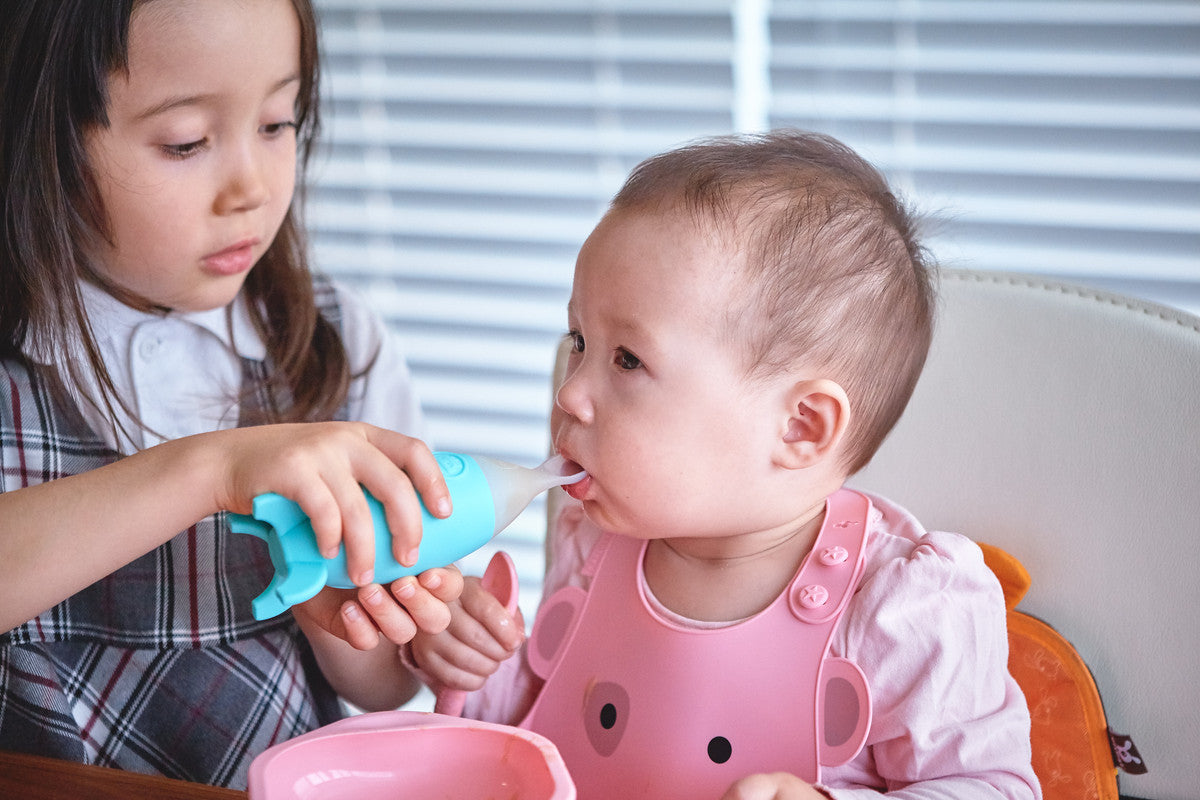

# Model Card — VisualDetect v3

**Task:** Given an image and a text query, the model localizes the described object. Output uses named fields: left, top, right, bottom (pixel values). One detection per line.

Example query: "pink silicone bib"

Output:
left=520, top=489, right=873, bottom=799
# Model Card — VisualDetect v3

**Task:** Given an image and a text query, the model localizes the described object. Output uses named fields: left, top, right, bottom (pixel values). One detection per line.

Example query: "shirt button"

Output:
left=138, top=336, right=160, bottom=360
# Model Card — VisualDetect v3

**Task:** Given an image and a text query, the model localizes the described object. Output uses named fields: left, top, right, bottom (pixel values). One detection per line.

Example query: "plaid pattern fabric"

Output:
left=0, top=360, right=286, bottom=647
left=0, top=281, right=349, bottom=788
left=0, top=628, right=339, bottom=787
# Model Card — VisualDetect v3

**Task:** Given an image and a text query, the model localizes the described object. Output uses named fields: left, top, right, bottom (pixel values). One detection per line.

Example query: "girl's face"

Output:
left=552, top=209, right=798, bottom=543
left=86, top=0, right=301, bottom=312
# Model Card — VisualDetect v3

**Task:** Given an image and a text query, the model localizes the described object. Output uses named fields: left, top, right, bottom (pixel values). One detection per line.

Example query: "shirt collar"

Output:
left=76, top=280, right=268, bottom=362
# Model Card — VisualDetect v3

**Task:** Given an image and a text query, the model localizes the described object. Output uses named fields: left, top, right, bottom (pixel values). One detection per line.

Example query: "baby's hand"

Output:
left=721, top=773, right=830, bottom=800
left=294, top=566, right=464, bottom=649
left=214, top=421, right=451, bottom=587
left=411, top=575, right=524, bottom=691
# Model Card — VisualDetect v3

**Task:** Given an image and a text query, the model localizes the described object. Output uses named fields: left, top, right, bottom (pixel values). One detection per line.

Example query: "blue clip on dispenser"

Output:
left=229, top=452, right=586, bottom=620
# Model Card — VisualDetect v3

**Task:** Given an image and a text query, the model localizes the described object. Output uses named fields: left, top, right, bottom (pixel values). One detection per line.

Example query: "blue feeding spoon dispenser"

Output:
left=229, top=452, right=584, bottom=620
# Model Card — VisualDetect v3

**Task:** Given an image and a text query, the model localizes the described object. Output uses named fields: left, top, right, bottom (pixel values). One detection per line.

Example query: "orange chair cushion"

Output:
left=979, top=543, right=1119, bottom=800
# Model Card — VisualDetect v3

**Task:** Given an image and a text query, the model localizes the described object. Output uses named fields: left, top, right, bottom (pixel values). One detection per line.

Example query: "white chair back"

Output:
left=852, top=270, right=1200, bottom=800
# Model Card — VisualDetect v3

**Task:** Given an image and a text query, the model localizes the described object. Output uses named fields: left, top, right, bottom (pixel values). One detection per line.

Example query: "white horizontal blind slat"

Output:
left=768, top=0, right=1199, bottom=297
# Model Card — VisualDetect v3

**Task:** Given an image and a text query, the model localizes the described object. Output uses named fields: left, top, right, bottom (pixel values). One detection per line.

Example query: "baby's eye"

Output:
left=567, top=330, right=585, bottom=354
left=614, top=348, right=641, bottom=370
left=162, top=139, right=208, bottom=159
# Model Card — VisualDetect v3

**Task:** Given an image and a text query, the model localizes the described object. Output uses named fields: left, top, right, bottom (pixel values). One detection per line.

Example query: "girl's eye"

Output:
left=567, top=330, right=585, bottom=354
left=262, top=120, right=298, bottom=138
left=615, top=348, right=642, bottom=370
left=162, top=139, right=208, bottom=159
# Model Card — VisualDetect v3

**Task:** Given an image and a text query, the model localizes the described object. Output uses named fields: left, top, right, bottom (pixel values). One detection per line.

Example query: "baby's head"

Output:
left=606, top=130, right=935, bottom=476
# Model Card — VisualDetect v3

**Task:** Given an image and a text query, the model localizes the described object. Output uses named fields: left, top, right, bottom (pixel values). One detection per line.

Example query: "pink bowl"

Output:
left=248, top=710, right=575, bottom=799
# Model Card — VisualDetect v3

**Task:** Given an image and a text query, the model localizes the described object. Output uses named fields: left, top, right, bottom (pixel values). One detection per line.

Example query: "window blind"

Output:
left=309, top=0, right=1199, bottom=636
left=767, top=1, right=1200, bottom=312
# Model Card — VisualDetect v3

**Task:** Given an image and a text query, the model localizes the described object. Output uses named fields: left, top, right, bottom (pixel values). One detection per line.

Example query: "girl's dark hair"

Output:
left=0, top=0, right=350, bottom=441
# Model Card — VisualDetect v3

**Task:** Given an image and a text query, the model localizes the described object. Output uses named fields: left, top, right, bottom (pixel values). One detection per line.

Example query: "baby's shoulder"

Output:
left=831, top=493, right=1009, bottom=668
left=857, top=491, right=996, bottom=601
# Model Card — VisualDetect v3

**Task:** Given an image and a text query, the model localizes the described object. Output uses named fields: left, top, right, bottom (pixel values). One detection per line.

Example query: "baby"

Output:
left=411, top=130, right=1040, bottom=800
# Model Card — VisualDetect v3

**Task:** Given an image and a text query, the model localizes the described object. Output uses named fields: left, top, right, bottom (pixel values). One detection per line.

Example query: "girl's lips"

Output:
left=203, top=240, right=258, bottom=276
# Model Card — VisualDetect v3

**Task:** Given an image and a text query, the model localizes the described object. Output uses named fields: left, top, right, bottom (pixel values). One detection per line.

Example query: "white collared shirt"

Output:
left=47, top=280, right=423, bottom=454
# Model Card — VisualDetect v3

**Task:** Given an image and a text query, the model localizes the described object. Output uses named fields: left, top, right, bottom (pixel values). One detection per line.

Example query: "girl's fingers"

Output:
left=315, top=431, right=426, bottom=583
left=355, top=583, right=418, bottom=644
left=418, top=566, right=464, bottom=604
left=327, top=470, right=379, bottom=586
left=290, top=482, right=343, bottom=562
left=365, top=434, right=451, bottom=566
left=232, top=423, right=458, bottom=590
left=389, top=576, right=451, bottom=635
left=339, top=600, right=385, bottom=651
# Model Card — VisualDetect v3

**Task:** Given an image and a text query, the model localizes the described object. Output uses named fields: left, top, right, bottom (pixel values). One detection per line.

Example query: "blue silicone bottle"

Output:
left=230, top=452, right=584, bottom=620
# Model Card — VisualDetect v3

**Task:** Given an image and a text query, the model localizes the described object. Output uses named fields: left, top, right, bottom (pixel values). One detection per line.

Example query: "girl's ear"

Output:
left=774, top=379, right=851, bottom=470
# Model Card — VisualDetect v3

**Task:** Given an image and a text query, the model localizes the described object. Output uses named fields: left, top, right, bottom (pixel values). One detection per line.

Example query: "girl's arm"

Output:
left=0, top=421, right=451, bottom=635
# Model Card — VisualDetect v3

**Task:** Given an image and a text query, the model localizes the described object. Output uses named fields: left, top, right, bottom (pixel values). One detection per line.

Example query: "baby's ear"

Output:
left=774, top=378, right=850, bottom=470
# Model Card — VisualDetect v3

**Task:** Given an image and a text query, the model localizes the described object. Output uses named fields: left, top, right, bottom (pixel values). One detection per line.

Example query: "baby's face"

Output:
left=553, top=209, right=793, bottom=540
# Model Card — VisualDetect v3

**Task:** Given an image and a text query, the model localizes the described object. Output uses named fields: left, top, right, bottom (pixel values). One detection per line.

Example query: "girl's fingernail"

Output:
left=404, top=547, right=420, bottom=566
left=343, top=604, right=361, bottom=621
left=322, top=545, right=340, bottom=559
left=395, top=581, right=416, bottom=600
left=436, top=498, right=451, bottom=517
left=363, top=587, right=383, bottom=607
left=357, top=569, right=374, bottom=586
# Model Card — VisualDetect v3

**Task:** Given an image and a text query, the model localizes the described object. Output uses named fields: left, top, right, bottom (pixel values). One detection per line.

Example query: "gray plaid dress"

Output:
left=0, top=316, right=343, bottom=788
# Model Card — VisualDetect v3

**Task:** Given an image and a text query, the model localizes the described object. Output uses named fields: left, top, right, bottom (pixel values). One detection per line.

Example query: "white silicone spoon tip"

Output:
left=538, top=454, right=587, bottom=486
left=473, top=454, right=588, bottom=534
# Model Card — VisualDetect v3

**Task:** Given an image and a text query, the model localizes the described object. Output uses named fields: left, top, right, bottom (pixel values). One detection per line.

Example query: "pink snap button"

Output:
left=819, top=546, right=849, bottom=566
left=796, top=583, right=829, bottom=609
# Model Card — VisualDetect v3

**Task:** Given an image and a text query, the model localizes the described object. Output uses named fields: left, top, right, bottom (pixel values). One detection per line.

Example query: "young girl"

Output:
left=0, top=0, right=461, bottom=788
left=409, top=132, right=1041, bottom=799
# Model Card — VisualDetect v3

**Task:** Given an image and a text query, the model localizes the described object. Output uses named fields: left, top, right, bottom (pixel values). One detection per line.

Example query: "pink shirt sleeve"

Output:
left=822, top=495, right=1041, bottom=799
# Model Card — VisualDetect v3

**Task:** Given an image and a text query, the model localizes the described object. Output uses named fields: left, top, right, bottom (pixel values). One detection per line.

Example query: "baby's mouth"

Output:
left=563, top=475, right=591, bottom=500
left=553, top=454, right=589, bottom=499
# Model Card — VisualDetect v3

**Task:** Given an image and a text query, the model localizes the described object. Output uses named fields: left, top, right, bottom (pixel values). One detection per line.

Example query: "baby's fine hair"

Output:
left=0, top=0, right=348, bottom=438
left=610, top=130, right=936, bottom=475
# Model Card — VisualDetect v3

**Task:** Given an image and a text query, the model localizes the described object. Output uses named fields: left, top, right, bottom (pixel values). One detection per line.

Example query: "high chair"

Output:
left=851, top=269, right=1200, bottom=800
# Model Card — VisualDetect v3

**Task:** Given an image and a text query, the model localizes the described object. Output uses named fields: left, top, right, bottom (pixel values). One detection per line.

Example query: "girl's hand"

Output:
left=410, top=574, right=525, bottom=691
left=722, top=773, right=831, bottom=800
left=294, top=566, right=464, bottom=649
left=213, top=421, right=451, bottom=587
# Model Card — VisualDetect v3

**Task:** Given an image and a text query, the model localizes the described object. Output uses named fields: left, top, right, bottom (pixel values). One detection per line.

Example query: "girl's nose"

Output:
left=215, top=144, right=269, bottom=215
